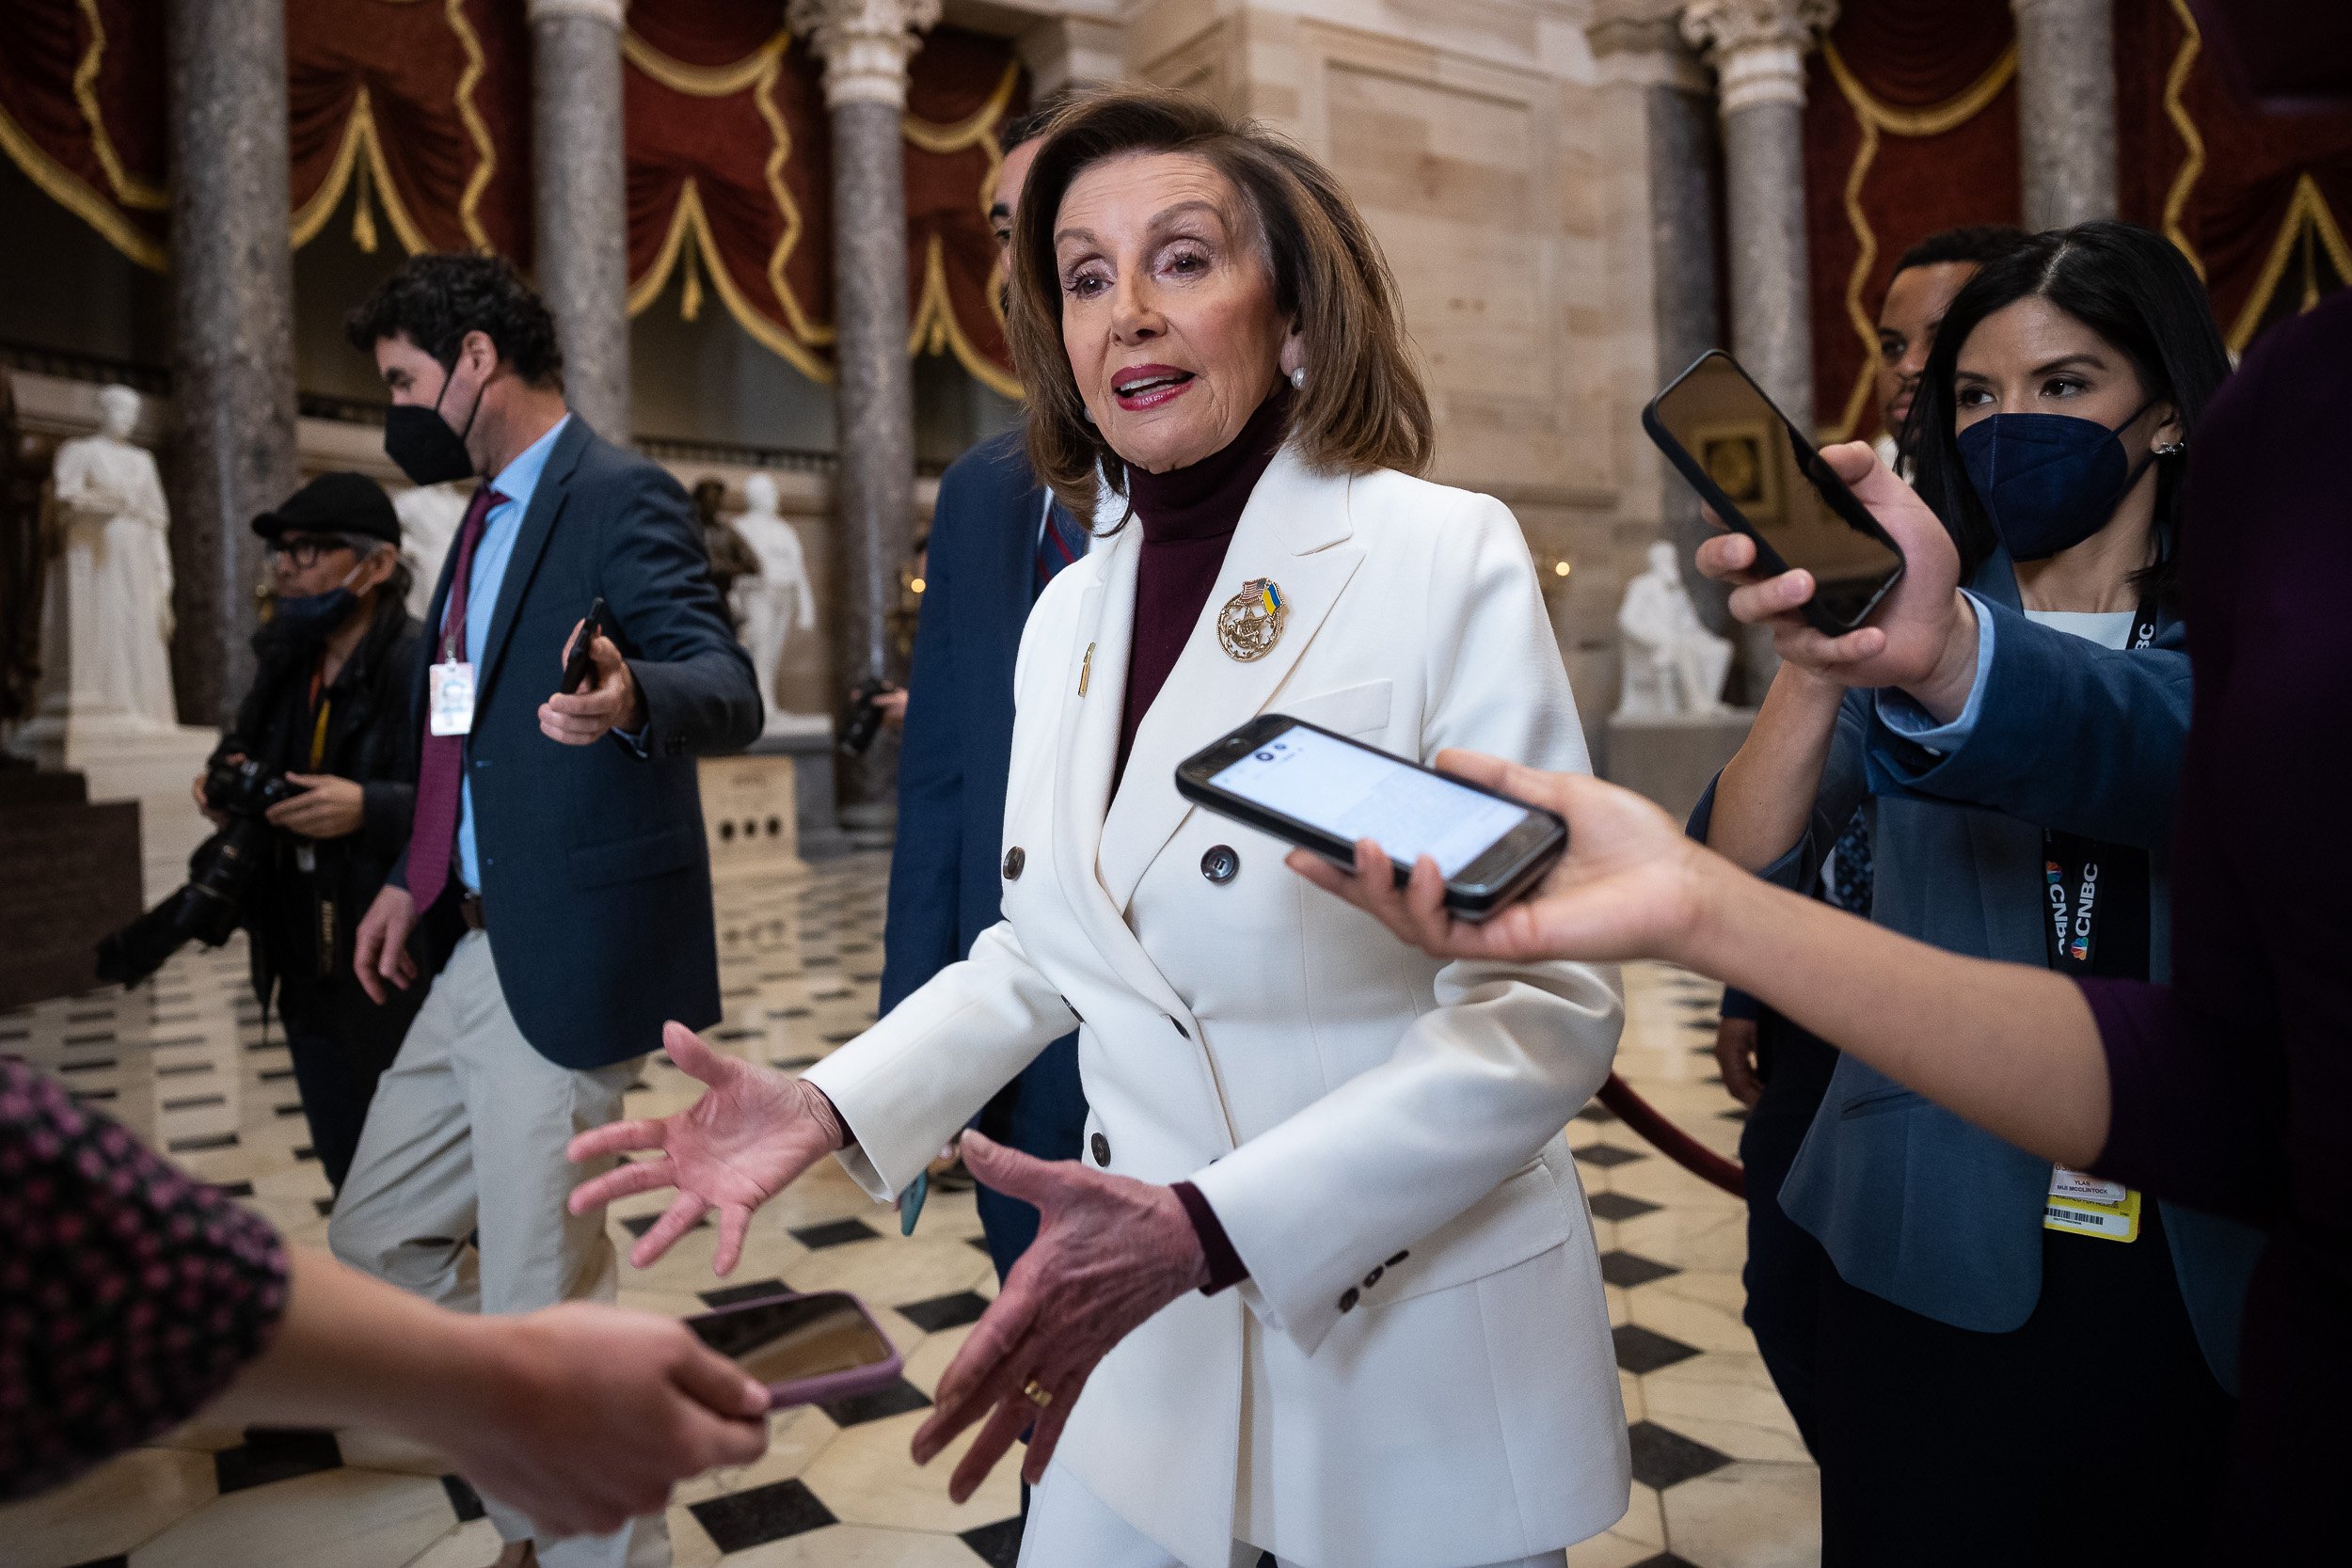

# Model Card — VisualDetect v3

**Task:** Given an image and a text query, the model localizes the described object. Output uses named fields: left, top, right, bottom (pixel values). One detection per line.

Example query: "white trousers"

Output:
left=1018, top=1461, right=1570, bottom=1568
left=327, top=930, right=661, bottom=1568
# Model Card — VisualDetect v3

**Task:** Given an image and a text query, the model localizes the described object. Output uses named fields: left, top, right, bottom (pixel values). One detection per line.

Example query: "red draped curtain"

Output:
left=1804, top=0, right=2352, bottom=443
left=0, top=0, right=1022, bottom=391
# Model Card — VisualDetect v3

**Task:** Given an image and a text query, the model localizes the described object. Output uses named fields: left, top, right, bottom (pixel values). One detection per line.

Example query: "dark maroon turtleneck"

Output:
left=1115, top=388, right=1291, bottom=780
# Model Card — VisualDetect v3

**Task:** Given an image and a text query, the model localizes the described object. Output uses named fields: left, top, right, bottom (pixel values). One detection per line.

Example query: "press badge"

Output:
left=428, top=659, right=476, bottom=736
left=2044, top=1165, right=2141, bottom=1242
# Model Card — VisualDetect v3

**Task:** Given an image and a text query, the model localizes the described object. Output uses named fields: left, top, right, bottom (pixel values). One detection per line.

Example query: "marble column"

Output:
left=2011, top=0, right=2117, bottom=230
left=1683, top=0, right=1836, bottom=695
left=166, top=0, right=300, bottom=727
left=789, top=0, right=939, bottom=829
left=528, top=0, right=631, bottom=442
left=1589, top=13, right=1741, bottom=680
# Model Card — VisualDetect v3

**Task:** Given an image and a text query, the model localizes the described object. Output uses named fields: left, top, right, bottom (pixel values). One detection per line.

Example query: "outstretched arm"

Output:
left=214, top=1250, right=771, bottom=1540
left=1290, top=755, right=2113, bottom=1171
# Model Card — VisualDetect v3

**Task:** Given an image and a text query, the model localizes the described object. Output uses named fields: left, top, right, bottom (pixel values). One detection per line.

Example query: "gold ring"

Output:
left=1021, top=1379, right=1054, bottom=1410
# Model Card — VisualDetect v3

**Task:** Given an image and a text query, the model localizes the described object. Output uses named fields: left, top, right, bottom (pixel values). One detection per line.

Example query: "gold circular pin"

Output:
left=1216, top=578, right=1286, bottom=662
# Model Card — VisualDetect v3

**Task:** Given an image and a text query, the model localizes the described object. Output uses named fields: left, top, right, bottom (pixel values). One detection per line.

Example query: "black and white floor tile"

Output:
left=0, top=858, right=1815, bottom=1567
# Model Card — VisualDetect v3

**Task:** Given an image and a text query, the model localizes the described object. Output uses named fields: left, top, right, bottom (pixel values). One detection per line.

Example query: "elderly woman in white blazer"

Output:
left=573, top=88, right=1629, bottom=1568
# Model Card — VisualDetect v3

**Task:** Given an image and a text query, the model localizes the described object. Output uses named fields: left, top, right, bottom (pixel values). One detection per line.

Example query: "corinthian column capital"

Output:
left=788, top=0, right=943, bottom=109
left=1680, top=0, right=1837, bottom=114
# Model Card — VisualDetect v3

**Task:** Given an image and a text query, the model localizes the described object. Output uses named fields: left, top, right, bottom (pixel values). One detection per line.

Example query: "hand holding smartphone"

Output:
left=560, top=596, right=610, bottom=695
left=1642, top=350, right=1906, bottom=634
left=1175, top=717, right=1565, bottom=919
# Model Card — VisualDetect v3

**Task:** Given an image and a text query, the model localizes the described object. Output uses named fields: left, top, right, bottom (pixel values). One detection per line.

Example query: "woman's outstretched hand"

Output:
left=1285, top=752, right=1720, bottom=968
left=1694, top=440, right=1978, bottom=715
left=566, top=1022, right=849, bottom=1274
left=909, top=1132, right=1208, bottom=1502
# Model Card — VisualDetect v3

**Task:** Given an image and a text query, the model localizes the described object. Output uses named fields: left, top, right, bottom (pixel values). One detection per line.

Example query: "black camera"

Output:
left=837, top=679, right=898, bottom=758
left=96, top=757, right=306, bottom=988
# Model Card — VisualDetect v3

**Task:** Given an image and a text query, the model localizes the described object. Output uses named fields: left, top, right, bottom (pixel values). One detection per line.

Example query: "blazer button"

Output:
left=1090, top=1132, right=1111, bottom=1166
left=1362, top=1265, right=1384, bottom=1289
left=1338, top=1287, right=1359, bottom=1313
left=1002, top=847, right=1025, bottom=879
left=1200, top=845, right=1239, bottom=884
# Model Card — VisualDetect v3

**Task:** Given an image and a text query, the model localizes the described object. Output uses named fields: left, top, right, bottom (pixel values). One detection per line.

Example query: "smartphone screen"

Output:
left=1207, top=723, right=1535, bottom=877
left=1647, top=352, right=1902, bottom=627
left=686, top=1292, right=895, bottom=1386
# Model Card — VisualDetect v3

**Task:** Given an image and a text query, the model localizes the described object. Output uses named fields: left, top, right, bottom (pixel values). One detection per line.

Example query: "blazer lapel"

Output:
left=477, top=418, right=590, bottom=702
left=1047, top=530, right=1192, bottom=1022
left=1096, top=446, right=1364, bottom=913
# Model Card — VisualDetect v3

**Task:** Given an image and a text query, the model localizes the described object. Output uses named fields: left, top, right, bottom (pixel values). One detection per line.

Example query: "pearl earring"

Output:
left=1288, top=365, right=1306, bottom=390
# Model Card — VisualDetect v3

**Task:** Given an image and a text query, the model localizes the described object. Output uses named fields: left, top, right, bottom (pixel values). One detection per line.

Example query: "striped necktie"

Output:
left=1034, top=498, right=1087, bottom=598
left=406, top=484, right=503, bottom=913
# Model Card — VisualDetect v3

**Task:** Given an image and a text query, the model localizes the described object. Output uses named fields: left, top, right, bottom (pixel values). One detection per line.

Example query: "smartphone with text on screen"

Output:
left=1175, top=716, right=1565, bottom=920
left=1642, top=349, right=1906, bottom=634
left=683, top=1290, right=903, bottom=1411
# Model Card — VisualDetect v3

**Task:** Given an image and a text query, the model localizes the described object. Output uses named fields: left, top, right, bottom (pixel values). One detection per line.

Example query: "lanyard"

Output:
left=2040, top=595, right=2157, bottom=974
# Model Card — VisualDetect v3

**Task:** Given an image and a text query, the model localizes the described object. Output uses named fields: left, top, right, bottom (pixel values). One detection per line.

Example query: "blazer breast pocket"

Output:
left=1278, top=678, right=1392, bottom=737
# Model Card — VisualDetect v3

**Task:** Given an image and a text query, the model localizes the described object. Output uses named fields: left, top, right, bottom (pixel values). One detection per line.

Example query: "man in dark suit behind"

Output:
left=882, top=103, right=1090, bottom=1281
left=331, top=254, right=760, bottom=1568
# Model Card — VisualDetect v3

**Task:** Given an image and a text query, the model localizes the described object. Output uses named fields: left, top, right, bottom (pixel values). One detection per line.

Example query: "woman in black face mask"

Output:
left=1690, top=221, right=2250, bottom=1568
left=193, top=472, right=431, bottom=1196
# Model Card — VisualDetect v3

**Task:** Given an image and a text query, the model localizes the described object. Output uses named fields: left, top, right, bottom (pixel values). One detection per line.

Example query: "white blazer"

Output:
left=806, top=444, right=1629, bottom=1568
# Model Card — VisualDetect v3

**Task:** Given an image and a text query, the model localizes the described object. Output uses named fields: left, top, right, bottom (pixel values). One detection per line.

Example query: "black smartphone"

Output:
left=1642, top=349, right=1905, bottom=634
left=560, top=596, right=609, bottom=694
left=1175, top=715, right=1565, bottom=920
left=682, top=1289, right=904, bottom=1411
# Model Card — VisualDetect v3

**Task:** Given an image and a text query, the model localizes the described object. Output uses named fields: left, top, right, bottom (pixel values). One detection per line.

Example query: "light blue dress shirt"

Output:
left=1872, top=587, right=1999, bottom=753
left=1874, top=590, right=2141, bottom=753
left=453, top=415, right=569, bottom=892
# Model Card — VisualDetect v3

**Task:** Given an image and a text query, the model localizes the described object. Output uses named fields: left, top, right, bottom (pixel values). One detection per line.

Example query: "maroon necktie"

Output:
left=406, top=485, right=504, bottom=913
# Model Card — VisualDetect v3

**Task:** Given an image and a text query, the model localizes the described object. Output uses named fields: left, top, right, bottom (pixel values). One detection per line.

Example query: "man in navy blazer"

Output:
left=882, top=103, right=1089, bottom=1281
left=330, top=255, right=759, bottom=1568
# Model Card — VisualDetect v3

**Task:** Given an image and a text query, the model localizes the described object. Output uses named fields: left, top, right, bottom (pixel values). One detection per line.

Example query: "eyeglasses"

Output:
left=267, top=535, right=359, bottom=568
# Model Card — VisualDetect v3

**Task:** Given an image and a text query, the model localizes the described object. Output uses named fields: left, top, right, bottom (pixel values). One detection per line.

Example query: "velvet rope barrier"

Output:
left=1596, top=1073, right=1745, bottom=1199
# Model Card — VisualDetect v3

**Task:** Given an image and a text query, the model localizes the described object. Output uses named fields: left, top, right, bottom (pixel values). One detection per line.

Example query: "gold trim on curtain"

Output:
left=628, top=177, right=835, bottom=382
left=73, top=0, right=162, bottom=210
left=908, top=232, right=1021, bottom=398
left=2160, top=0, right=2206, bottom=278
left=2227, top=173, right=2352, bottom=351
left=288, top=87, right=436, bottom=256
left=903, top=59, right=1019, bottom=395
left=1820, top=40, right=2018, bottom=441
left=622, top=26, right=836, bottom=371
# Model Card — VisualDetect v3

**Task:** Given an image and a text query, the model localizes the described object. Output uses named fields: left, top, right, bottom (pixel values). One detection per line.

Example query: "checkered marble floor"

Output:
left=0, top=855, right=1815, bottom=1568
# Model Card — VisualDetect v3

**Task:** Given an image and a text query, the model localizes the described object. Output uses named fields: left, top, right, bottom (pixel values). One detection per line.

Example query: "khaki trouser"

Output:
left=329, top=930, right=664, bottom=1568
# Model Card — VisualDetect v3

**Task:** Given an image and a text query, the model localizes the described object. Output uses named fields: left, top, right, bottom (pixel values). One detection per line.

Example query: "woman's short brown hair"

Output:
left=1009, top=87, right=1434, bottom=521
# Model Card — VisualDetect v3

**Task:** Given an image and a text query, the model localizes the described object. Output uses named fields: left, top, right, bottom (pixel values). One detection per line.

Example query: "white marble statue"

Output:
left=727, top=471, right=818, bottom=730
left=1616, top=539, right=1733, bottom=720
left=44, top=385, right=177, bottom=729
left=394, top=480, right=471, bottom=620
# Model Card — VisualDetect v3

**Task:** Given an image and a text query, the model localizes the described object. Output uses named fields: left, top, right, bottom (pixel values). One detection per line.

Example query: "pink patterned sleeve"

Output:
left=0, top=1056, right=290, bottom=1500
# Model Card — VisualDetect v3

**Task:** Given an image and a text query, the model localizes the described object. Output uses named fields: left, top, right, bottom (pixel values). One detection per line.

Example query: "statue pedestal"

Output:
left=744, top=725, right=854, bottom=862
left=699, top=752, right=805, bottom=881
left=0, top=768, right=142, bottom=1008
left=1603, top=709, right=1757, bottom=828
left=9, top=713, right=217, bottom=901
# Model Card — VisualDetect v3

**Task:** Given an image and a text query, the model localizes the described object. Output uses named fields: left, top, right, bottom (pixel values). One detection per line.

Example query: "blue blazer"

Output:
left=1692, top=552, right=2265, bottom=1386
left=392, top=417, right=762, bottom=1070
left=881, top=431, right=1051, bottom=1002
